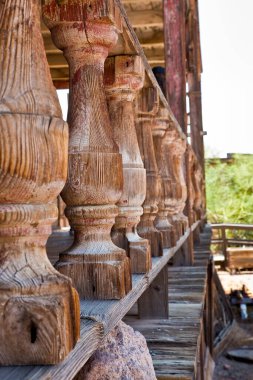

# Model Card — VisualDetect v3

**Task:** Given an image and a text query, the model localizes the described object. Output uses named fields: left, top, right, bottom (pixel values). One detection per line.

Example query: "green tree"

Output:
left=205, top=154, right=253, bottom=238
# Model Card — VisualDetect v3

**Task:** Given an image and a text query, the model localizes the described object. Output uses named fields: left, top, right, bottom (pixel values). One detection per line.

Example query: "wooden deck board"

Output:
left=124, top=226, right=211, bottom=380
left=0, top=227, right=197, bottom=380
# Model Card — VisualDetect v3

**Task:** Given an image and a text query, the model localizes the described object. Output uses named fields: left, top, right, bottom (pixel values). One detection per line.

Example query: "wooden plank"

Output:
left=125, top=226, right=211, bottom=379
left=79, top=230, right=191, bottom=335
left=0, top=320, right=102, bottom=380
left=138, top=266, right=169, bottom=319
left=212, top=223, right=253, bottom=230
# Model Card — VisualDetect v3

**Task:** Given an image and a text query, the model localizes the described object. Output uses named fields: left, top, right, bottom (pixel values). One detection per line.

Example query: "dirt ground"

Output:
left=213, top=271, right=253, bottom=380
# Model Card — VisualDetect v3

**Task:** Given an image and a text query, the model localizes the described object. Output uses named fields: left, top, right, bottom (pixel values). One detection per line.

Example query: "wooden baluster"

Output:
left=43, top=0, right=131, bottom=299
left=135, top=87, right=163, bottom=257
left=0, top=0, right=79, bottom=364
left=188, top=147, right=196, bottom=224
left=193, top=161, right=203, bottom=222
left=162, top=129, right=181, bottom=245
left=152, top=107, right=173, bottom=248
left=104, top=55, right=151, bottom=274
left=57, top=196, right=70, bottom=229
left=171, top=134, right=188, bottom=235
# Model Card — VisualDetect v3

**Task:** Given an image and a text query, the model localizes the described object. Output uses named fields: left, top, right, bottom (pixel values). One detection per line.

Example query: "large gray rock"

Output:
left=83, top=321, right=156, bottom=380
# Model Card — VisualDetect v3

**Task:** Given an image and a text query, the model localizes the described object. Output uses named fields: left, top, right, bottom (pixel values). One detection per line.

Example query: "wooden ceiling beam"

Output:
left=50, top=67, right=69, bottom=81
left=122, top=0, right=162, bottom=12
left=46, top=43, right=164, bottom=73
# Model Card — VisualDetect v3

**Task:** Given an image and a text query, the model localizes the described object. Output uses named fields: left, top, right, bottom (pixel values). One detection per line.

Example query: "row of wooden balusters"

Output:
left=0, top=0, right=205, bottom=366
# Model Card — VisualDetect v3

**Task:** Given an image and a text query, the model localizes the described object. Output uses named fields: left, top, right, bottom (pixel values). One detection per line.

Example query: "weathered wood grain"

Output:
left=163, top=0, right=187, bottom=134
left=138, top=265, right=169, bottom=319
left=135, top=87, right=164, bottom=256
left=162, top=129, right=188, bottom=246
left=0, top=227, right=195, bottom=379
left=152, top=107, right=173, bottom=248
left=124, top=228, right=211, bottom=380
left=43, top=0, right=131, bottom=299
left=0, top=0, right=80, bottom=365
left=105, top=55, right=151, bottom=274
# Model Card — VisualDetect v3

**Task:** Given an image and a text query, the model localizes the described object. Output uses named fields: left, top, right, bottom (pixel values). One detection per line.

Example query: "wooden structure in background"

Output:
left=212, top=224, right=253, bottom=272
left=0, top=0, right=208, bottom=376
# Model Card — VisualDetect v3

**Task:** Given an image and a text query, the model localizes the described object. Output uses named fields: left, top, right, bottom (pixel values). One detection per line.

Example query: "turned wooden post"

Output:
left=171, top=134, right=188, bottom=236
left=188, top=147, right=196, bottom=224
left=57, top=196, right=69, bottom=229
left=162, top=129, right=186, bottom=245
left=193, top=161, right=203, bottom=221
left=0, top=0, right=79, bottom=365
left=105, top=55, right=151, bottom=274
left=43, top=0, right=131, bottom=299
left=135, top=87, right=163, bottom=257
left=152, top=107, right=173, bottom=248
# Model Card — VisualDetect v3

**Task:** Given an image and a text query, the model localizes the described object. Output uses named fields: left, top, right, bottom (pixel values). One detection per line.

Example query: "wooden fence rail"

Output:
left=211, top=224, right=253, bottom=271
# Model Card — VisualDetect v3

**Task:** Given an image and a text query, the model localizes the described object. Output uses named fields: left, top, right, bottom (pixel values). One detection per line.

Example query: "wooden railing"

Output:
left=0, top=0, right=206, bottom=374
left=211, top=224, right=253, bottom=270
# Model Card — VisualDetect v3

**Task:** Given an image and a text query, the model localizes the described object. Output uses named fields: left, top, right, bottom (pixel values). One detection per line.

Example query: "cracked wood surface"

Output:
left=105, top=54, right=152, bottom=274
left=43, top=0, right=131, bottom=300
left=0, top=225, right=199, bottom=379
left=0, top=0, right=80, bottom=365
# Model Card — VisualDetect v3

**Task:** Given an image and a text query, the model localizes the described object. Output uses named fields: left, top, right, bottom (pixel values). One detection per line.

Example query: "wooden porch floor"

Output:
left=124, top=227, right=211, bottom=380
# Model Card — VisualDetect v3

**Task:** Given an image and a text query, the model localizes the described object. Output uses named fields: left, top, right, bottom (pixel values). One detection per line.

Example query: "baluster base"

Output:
left=112, top=228, right=151, bottom=273
left=155, top=213, right=172, bottom=248
left=137, top=218, right=163, bottom=257
left=0, top=204, right=80, bottom=365
left=56, top=205, right=132, bottom=299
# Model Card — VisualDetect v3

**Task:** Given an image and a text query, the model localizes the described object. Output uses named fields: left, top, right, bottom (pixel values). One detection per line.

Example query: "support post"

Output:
left=0, top=0, right=79, bottom=364
left=138, top=266, right=169, bottom=319
left=187, top=0, right=205, bottom=171
left=163, top=0, right=194, bottom=263
left=221, top=227, right=227, bottom=268
left=43, top=0, right=131, bottom=299
left=104, top=55, right=151, bottom=274
left=163, top=0, right=187, bottom=134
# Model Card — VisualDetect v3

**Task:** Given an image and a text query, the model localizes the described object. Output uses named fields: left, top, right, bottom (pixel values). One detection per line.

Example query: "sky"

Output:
left=198, top=0, right=253, bottom=157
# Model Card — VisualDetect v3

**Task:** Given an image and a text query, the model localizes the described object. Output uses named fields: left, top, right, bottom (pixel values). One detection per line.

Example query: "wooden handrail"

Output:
left=212, top=223, right=253, bottom=231
left=211, top=223, right=253, bottom=270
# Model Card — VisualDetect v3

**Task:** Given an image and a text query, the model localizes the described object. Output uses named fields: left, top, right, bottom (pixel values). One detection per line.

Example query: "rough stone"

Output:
left=81, top=321, right=156, bottom=380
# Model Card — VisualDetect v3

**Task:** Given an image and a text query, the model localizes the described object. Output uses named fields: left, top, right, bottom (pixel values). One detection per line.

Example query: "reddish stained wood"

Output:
left=187, top=0, right=205, bottom=171
left=163, top=0, right=187, bottom=134
left=152, top=107, right=173, bottom=248
left=43, top=0, right=131, bottom=300
left=53, top=80, right=69, bottom=89
left=163, top=0, right=194, bottom=264
left=105, top=55, right=152, bottom=274
left=187, top=1, right=206, bottom=212
left=0, top=0, right=80, bottom=365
